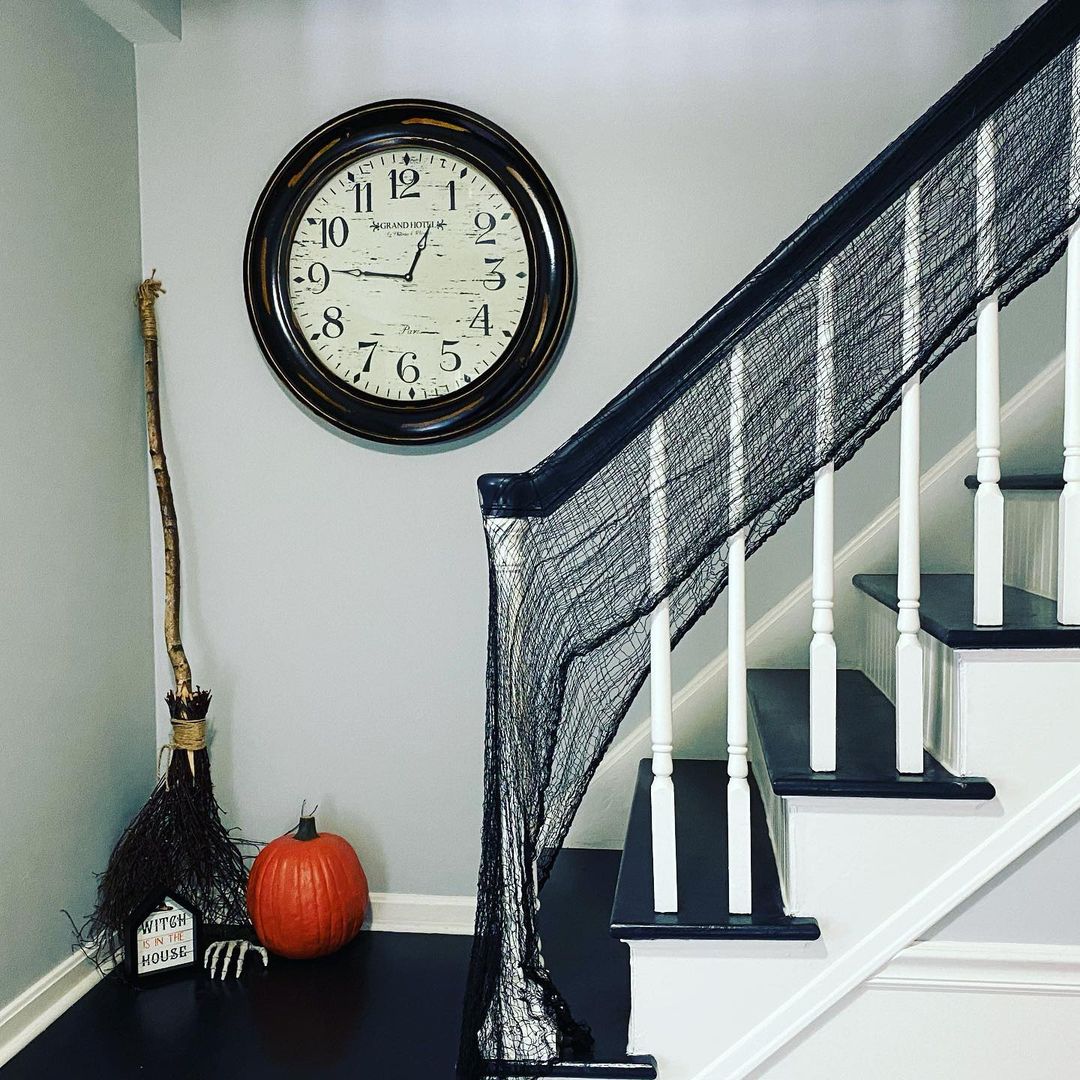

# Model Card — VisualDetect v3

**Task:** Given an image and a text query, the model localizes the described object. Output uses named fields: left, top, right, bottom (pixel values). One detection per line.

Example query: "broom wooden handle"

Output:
left=137, top=275, right=194, bottom=708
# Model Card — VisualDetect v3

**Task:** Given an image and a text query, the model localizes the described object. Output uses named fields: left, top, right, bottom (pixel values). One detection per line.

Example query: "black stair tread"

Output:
left=963, top=472, right=1063, bottom=490
left=610, top=759, right=820, bottom=941
left=534, top=848, right=657, bottom=1077
left=748, top=669, right=995, bottom=800
left=492, top=1061, right=657, bottom=1078
left=853, top=573, right=1080, bottom=648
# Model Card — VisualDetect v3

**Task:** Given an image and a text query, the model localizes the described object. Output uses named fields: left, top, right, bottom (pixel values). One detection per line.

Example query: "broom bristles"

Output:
left=73, top=691, right=255, bottom=972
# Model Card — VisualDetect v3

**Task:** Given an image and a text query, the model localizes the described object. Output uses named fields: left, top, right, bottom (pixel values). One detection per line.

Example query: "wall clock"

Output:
left=244, top=99, right=575, bottom=444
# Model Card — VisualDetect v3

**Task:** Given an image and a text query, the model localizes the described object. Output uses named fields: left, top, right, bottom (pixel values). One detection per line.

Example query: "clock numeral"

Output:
left=307, top=262, right=330, bottom=293
left=321, top=306, right=344, bottom=338
left=356, top=340, right=378, bottom=378
left=469, top=303, right=492, bottom=336
left=440, top=340, right=462, bottom=372
left=483, top=257, right=506, bottom=291
left=445, top=180, right=457, bottom=211
left=397, top=351, right=420, bottom=383
left=389, top=168, right=420, bottom=200
left=319, top=217, right=349, bottom=248
left=354, top=182, right=373, bottom=213
left=474, top=212, right=496, bottom=244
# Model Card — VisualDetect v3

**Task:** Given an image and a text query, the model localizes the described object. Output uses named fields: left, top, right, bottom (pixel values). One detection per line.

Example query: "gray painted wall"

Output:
left=0, top=1, right=153, bottom=1004
left=133, top=0, right=1062, bottom=900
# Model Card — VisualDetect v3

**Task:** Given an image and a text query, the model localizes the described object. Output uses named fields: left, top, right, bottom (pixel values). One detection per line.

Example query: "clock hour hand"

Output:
left=403, top=226, right=431, bottom=283
left=332, top=267, right=409, bottom=280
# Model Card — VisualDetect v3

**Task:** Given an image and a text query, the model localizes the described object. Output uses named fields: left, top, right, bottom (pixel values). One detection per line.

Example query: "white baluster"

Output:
left=727, top=346, right=752, bottom=915
left=1061, top=221, right=1080, bottom=626
left=896, top=185, right=925, bottom=775
left=649, top=416, right=678, bottom=913
left=974, top=119, right=1004, bottom=626
left=1059, top=45, right=1080, bottom=626
left=811, top=265, right=837, bottom=773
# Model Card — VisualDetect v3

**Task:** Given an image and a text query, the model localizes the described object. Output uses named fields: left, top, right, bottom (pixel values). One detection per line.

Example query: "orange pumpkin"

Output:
left=247, top=813, right=368, bottom=959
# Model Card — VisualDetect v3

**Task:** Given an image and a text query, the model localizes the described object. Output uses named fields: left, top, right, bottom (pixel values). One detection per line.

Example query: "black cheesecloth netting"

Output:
left=459, top=3, right=1080, bottom=1076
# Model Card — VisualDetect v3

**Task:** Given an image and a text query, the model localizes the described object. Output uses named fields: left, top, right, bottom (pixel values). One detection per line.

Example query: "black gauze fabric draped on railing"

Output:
left=459, top=3, right=1080, bottom=1076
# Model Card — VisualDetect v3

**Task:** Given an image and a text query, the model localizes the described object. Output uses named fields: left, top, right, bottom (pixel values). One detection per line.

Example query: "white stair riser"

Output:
left=775, top=650, right=1080, bottom=915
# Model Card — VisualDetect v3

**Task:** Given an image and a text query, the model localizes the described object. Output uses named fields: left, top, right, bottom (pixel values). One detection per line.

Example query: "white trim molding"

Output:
left=0, top=951, right=107, bottom=1067
left=368, top=892, right=476, bottom=936
left=871, top=940, right=1080, bottom=996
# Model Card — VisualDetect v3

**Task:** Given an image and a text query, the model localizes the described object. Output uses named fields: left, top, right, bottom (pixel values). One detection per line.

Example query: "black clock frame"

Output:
left=244, top=99, right=576, bottom=445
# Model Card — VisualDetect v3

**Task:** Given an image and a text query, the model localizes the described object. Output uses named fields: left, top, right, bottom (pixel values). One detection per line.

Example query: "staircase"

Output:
left=463, top=4, right=1080, bottom=1078
left=603, top=477, right=1080, bottom=1077
left=525, top=475, right=1080, bottom=1079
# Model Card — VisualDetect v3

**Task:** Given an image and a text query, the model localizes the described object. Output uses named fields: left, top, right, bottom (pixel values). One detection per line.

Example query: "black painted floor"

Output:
left=4, top=851, right=633, bottom=1080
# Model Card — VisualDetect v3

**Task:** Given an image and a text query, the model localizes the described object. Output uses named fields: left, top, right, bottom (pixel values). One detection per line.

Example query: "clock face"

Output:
left=287, top=148, right=530, bottom=403
left=245, top=100, right=575, bottom=444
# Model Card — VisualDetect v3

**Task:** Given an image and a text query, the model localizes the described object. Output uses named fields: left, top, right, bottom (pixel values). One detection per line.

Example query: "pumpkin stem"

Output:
left=295, top=815, right=319, bottom=841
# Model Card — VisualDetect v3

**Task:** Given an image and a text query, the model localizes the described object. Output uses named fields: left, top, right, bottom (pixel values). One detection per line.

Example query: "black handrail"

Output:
left=478, top=0, right=1080, bottom=518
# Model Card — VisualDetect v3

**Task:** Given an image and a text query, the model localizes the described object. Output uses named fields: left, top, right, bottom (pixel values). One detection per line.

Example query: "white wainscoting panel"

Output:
left=749, top=730, right=793, bottom=911
left=859, top=593, right=963, bottom=775
left=756, top=941, right=1080, bottom=1079
left=1004, top=489, right=1058, bottom=600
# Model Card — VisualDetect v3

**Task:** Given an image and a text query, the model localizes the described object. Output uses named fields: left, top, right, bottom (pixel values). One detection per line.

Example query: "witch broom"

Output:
left=75, top=275, right=261, bottom=978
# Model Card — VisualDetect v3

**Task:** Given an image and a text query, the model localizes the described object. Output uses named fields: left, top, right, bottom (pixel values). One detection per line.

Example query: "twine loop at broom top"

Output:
left=136, top=273, right=166, bottom=342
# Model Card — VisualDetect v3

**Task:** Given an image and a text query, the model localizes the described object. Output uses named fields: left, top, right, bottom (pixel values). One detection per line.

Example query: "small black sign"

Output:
left=123, top=891, right=202, bottom=984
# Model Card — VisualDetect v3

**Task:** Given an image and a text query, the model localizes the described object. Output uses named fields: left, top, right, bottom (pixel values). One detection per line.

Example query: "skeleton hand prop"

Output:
left=203, top=939, right=269, bottom=979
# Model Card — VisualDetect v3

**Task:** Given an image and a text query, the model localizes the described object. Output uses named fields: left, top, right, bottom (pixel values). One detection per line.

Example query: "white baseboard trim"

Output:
left=368, top=892, right=476, bottom=936
left=871, top=940, right=1080, bottom=996
left=0, top=950, right=107, bottom=1067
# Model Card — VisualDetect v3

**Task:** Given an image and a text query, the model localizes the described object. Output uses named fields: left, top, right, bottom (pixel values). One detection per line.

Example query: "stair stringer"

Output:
left=624, top=649, right=1080, bottom=1080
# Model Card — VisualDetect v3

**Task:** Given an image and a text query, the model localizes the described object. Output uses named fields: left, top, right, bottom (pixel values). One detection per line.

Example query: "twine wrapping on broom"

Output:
left=158, top=719, right=208, bottom=782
